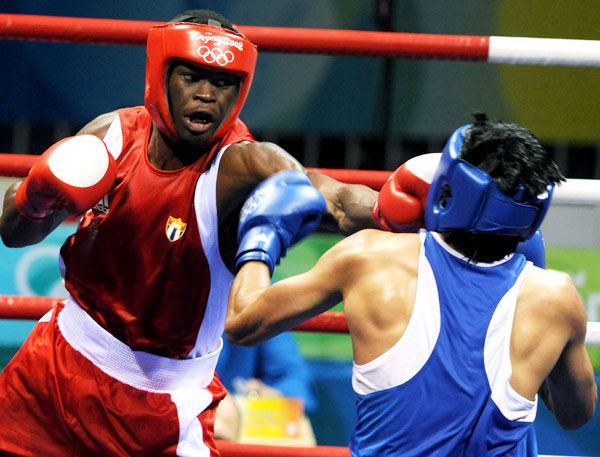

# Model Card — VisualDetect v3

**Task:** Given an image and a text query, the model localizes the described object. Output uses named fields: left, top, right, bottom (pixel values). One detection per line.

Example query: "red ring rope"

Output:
left=0, top=295, right=349, bottom=332
left=2, top=13, right=600, bottom=66
left=0, top=13, right=487, bottom=59
left=214, top=441, right=569, bottom=457
left=0, top=14, right=155, bottom=45
left=0, top=154, right=37, bottom=178
left=215, top=440, right=350, bottom=457
left=2, top=154, right=600, bottom=206
left=0, top=296, right=55, bottom=320
left=308, top=168, right=390, bottom=190
left=0, top=154, right=390, bottom=190
left=4, top=154, right=600, bottom=204
left=2, top=296, right=599, bottom=347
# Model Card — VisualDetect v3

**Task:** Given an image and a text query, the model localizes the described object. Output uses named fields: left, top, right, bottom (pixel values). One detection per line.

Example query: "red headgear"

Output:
left=144, top=23, right=258, bottom=144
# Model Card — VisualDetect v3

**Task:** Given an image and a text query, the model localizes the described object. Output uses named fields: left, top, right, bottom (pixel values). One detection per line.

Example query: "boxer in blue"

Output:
left=226, top=113, right=597, bottom=456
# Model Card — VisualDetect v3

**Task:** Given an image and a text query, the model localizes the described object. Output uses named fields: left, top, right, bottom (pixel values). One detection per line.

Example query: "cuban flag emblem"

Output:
left=166, top=216, right=187, bottom=242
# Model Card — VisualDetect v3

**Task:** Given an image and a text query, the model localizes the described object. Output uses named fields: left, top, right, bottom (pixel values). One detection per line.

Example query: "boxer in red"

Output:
left=0, top=9, right=376, bottom=456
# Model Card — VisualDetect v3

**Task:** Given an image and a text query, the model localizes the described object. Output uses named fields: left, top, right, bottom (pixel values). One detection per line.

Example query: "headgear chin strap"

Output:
left=424, top=124, right=554, bottom=240
left=144, top=23, right=258, bottom=144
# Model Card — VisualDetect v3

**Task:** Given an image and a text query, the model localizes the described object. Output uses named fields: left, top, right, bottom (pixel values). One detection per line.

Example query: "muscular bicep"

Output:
left=217, top=142, right=377, bottom=235
left=216, top=141, right=306, bottom=265
left=216, top=141, right=305, bottom=224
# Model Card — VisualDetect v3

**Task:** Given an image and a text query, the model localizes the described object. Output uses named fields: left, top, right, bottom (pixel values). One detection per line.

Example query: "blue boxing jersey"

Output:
left=350, top=230, right=538, bottom=457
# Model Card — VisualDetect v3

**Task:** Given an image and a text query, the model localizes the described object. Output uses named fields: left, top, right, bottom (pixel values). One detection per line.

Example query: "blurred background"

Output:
left=3, top=0, right=600, bottom=174
left=1, top=0, right=599, bottom=455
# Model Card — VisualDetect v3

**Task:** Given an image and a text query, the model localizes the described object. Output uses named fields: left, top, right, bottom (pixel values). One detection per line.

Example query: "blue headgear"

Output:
left=424, top=124, right=554, bottom=240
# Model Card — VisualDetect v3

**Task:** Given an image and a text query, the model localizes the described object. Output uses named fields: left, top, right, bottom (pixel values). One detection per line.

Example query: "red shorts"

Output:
left=0, top=299, right=226, bottom=457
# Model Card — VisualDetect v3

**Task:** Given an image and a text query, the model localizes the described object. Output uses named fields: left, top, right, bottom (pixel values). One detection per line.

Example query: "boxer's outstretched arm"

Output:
left=226, top=232, right=349, bottom=346
left=307, top=170, right=378, bottom=234
left=226, top=168, right=334, bottom=343
left=218, top=141, right=377, bottom=236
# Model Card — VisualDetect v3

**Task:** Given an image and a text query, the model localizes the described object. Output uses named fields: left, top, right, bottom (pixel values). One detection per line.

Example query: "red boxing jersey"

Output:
left=59, top=106, right=256, bottom=359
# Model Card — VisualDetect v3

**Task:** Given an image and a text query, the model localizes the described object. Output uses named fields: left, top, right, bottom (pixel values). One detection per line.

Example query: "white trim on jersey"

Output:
left=352, top=230, right=441, bottom=395
left=103, top=114, right=124, bottom=160
left=191, top=145, right=235, bottom=358
left=352, top=229, right=537, bottom=423
left=485, top=262, right=537, bottom=422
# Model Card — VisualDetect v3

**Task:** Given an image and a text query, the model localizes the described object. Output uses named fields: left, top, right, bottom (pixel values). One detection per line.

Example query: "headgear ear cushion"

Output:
left=144, top=23, right=257, bottom=144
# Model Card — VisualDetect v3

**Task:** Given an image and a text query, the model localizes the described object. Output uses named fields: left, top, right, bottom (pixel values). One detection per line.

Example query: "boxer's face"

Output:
left=167, top=62, right=239, bottom=146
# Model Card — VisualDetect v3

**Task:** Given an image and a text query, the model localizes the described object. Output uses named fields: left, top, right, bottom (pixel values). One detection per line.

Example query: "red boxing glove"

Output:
left=372, top=153, right=441, bottom=232
left=15, top=135, right=117, bottom=221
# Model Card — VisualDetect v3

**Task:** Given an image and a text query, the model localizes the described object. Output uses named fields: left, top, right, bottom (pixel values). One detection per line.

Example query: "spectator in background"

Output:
left=214, top=332, right=317, bottom=442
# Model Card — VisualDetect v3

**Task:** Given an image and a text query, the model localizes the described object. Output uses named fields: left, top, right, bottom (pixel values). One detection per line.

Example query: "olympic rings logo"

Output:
left=197, top=46, right=235, bottom=66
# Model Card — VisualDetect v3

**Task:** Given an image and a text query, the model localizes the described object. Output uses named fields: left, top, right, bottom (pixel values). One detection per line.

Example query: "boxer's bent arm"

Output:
left=307, top=171, right=378, bottom=234
left=543, top=276, right=598, bottom=429
left=0, top=182, right=70, bottom=247
left=226, top=240, right=347, bottom=346
left=0, top=111, right=117, bottom=247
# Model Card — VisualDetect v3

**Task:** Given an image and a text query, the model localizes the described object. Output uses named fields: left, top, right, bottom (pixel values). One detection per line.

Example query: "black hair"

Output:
left=441, top=112, right=566, bottom=263
left=461, top=112, right=564, bottom=197
left=169, top=9, right=238, bottom=33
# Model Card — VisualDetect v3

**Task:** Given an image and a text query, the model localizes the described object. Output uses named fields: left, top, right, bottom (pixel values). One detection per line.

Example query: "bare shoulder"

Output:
left=522, top=268, right=584, bottom=316
left=324, top=230, right=420, bottom=280
left=335, top=228, right=417, bottom=253
left=77, top=110, right=120, bottom=138
left=518, top=266, right=587, bottom=338
left=223, top=141, right=304, bottom=181
left=337, top=230, right=421, bottom=364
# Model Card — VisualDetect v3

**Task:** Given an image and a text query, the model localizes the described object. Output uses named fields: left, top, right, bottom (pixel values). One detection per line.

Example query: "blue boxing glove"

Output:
left=515, top=229, right=546, bottom=268
left=235, top=169, right=327, bottom=276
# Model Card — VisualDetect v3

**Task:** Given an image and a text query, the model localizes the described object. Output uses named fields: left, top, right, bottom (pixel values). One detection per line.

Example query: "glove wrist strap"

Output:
left=235, top=226, right=281, bottom=276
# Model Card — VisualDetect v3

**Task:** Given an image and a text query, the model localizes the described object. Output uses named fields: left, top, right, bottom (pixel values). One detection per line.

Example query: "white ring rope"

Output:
left=586, top=322, right=600, bottom=347
left=553, top=179, right=600, bottom=205
left=488, top=36, right=600, bottom=67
